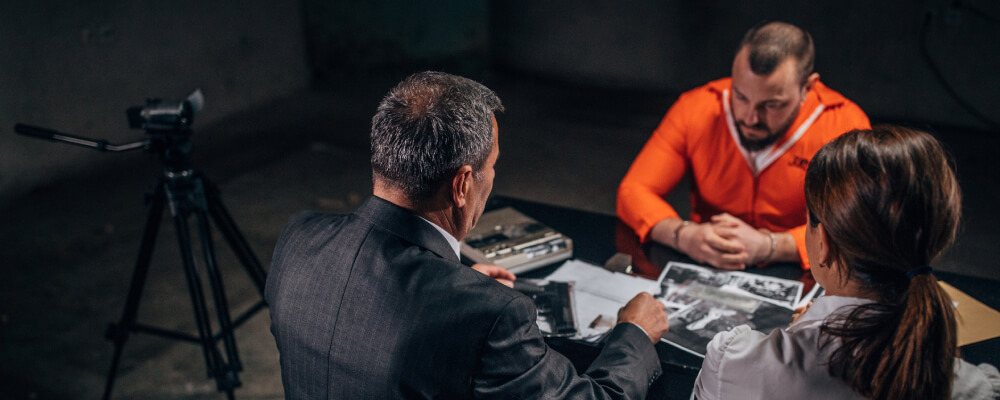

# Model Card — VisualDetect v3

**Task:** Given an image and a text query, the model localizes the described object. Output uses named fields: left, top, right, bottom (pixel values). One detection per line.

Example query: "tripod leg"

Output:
left=204, top=181, right=267, bottom=294
left=103, top=183, right=166, bottom=400
left=173, top=212, right=222, bottom=378
left=194, top=210, right=243, bottom=377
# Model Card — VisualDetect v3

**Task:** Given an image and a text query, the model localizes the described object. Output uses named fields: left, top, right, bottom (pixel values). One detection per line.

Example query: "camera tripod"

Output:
left=14, top=124, right=268, bottom=400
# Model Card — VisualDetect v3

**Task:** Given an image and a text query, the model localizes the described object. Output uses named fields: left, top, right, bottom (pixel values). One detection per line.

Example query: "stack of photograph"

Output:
left=654, top=262, right=821, bottom=357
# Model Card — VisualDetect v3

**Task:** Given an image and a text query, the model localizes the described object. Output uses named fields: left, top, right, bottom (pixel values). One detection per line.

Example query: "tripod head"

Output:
left=14, top=89, right=204, bottom=172
left=127, top=89, right=203, bottom=132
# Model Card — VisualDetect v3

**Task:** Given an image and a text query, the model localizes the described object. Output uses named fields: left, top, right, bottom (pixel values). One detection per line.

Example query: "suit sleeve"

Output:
left=473, top=296, right=661, bottom=400
left=617, top=97, right=692, bottom=242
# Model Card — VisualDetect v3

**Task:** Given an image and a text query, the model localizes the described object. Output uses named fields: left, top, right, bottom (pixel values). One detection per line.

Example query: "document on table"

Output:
left=544, top=259, right=658, bottom=341
left=653, top=262, right=800, bottom=357
left=939, top=281, right=1000, bottom=347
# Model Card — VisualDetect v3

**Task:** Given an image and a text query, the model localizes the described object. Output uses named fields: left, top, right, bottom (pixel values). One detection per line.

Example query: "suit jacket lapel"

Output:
left=354, top=196, right=461, bottom=264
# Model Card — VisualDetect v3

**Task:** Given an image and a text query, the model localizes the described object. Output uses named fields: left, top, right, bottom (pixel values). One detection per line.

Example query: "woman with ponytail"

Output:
left=692, top=126, right=999, bottom=399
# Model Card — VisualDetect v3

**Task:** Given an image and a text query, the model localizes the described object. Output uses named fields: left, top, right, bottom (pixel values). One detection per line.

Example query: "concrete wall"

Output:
left=301, top=0, right=490, bottom=80
left=4, top=0, right=994, bottom=204
left=0, top=0, right=309, bottom=205
left=491, top=0, right=999, bottom=130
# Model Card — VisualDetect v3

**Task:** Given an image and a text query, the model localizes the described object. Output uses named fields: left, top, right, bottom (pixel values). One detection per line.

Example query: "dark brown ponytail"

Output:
left=805, top=126, right=961, bottom=400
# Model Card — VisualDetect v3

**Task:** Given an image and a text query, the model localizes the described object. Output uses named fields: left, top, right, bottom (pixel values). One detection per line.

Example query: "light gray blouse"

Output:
left=692, top=295, right=1000, bottom=400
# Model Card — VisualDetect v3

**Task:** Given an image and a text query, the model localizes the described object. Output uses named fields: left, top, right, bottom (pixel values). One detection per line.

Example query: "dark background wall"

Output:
left=0, top=0, right=309, bottom=207
left=300, top=0, right=998, bottom=127
left=302, top=0, right=490, bottom=81
left=2, top=0, right=997, bottom=204
left=488, top=0, right=999, bottom=130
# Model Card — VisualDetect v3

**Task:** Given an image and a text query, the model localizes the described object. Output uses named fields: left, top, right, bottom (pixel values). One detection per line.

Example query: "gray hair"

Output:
left=738, top=21, right=815, bottom=84
left=371, top=71, right=503, bottom=200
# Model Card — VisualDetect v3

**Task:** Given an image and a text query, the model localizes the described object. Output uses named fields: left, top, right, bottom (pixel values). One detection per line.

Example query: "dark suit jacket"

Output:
left=265, top=196, right=661, bottom=399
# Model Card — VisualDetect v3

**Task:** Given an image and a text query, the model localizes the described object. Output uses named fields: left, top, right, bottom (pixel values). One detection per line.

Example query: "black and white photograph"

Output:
left=659, top=287, right=702, bottom=311
left=654, top=262, right=804, bottom=356
left=658, top=262, right=733, bottom=295
left=655, top=262, right=804, bottom=309
left=735, top=276, right=803, bottom=308
left=663, top=295, right=794, bottom=357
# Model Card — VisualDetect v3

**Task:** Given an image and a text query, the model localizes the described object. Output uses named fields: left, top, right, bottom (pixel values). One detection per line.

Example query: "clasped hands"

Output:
left=671, top=213, right=774, bottom=270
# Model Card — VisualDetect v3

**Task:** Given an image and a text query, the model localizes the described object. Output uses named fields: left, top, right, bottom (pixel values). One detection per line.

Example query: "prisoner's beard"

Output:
left=738, top=125, right=784, bottom=151
left=737, top=104, right=800, bottom=151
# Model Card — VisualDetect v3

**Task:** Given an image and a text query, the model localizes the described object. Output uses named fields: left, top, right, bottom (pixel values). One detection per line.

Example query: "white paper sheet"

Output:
left=544, top=259, right=658, bottom=340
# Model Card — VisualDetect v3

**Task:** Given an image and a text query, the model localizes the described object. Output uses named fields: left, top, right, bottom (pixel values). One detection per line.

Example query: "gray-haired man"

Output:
left=266, top=71, right=669, bottom=399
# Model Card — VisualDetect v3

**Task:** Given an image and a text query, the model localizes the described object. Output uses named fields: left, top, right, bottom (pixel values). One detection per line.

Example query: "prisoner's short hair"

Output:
left=738, top=21, right=815, bottom=84
left=371, top=71, right=503, bottom=201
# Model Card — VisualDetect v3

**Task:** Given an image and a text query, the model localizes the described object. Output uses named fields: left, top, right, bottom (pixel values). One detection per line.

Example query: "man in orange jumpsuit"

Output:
left=617, top=22, right=870, bottom=270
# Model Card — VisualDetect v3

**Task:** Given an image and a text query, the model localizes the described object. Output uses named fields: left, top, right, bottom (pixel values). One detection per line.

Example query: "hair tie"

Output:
left=905, top=265, right=933, bottom=279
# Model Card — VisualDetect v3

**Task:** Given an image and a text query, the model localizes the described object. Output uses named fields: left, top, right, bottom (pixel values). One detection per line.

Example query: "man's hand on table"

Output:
left=471, top=264, right=515, bottom=288
left=710, top=213, right=799, bottom=266
left=710, top=213, right=774, bottom=266
left=617, top=292, right=669, bottom=343
left=651, top=215, right=799, bottom=270
left=659, top=219, right=748, bottom=270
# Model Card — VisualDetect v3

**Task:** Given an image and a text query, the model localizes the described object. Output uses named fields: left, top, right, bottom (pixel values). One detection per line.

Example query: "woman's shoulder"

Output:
left=696, top=323, right=862, bottom=400
left=704, top=325, right=785, bottom=372
left=702, top=319, right=836, bottom=384
left=705, top=325, right=758, bottom=354
left=952, top=360, right=1000, bottom=399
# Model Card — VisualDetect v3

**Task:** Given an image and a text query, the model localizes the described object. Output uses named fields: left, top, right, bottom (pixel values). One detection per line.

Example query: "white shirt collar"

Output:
left=418, top=216, right=462, bottom=260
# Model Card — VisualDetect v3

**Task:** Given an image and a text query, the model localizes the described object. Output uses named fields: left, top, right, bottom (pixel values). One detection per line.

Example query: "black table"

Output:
left=486, top=195, right=1000, bottom=400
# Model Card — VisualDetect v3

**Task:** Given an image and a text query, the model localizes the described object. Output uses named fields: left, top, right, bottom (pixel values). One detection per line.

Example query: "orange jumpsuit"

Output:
left=617, top=78, right=870, bottom=269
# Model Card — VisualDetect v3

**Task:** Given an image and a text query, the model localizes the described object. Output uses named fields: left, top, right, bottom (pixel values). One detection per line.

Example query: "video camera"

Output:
left=13, top=89, right=205, bottom=153
left=126, top=89, right=204, bottom=132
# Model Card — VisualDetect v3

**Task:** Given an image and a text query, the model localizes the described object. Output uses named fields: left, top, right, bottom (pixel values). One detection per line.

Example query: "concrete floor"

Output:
left=1, top=72, right=998, bottom=399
